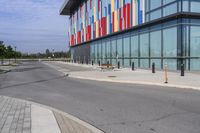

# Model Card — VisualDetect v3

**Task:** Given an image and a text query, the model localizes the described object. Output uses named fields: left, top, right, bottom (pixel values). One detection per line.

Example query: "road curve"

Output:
left=0, top=62, right=200, bottom=133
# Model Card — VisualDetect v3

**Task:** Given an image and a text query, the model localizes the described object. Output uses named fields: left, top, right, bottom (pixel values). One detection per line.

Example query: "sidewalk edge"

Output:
left=68, top=74, right=200, bottom=91
left=3, top=96, right=104, bottom=133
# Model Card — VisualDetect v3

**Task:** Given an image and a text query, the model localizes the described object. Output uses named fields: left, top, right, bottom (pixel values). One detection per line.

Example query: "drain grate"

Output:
left=108, top=76, right=117, bottom=78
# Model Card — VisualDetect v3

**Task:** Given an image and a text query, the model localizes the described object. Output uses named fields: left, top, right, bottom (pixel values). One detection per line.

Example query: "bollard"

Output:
left=118, top=61, right=120, bottom=69
left=152, top=63, right=155, bottom=73
left=98, top=60, right=100, bottom=66
left=82, top=60, right=84, bottom=64
left=181, top=64, right=185, bottom=76
left=132, top=62, right=135, bottom=71
left=164, top=64, right=168, bottom=84
left=92, top=60, right=94, bottom=66
left=107, top=61, right=110, bottom=68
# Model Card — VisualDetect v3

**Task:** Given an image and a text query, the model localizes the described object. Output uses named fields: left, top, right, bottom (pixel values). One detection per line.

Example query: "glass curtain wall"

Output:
left=89, top=18, right=200, bottom=70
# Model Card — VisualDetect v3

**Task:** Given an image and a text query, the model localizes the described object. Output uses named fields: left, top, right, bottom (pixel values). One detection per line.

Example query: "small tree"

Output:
left=0, top=44, right=6, bottom=65
left=45, top=49, right=51, bottom=58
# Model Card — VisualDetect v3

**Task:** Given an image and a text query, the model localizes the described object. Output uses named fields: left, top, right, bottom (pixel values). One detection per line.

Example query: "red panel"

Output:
left=94, top=22, right=96, bottom=38
left=98, top=0, right=100, bottom=11
left=101, top=17, right=107, bottom=36
left=119, top=8, right=122, bottom=31
left=99, top=20, right=101, bottom=37
left=127, top=4, right=131, bottom=28
left=88, top=25, right=91, bottom=41
left=71, top=35, right=74, bottom=46
left=123, top=5, right=127, bottom=29
left=86, top=25, right=91, bottom=41
left=112, top=12, right=115, bottom=33
left=77, top=31, right=81, bottom=44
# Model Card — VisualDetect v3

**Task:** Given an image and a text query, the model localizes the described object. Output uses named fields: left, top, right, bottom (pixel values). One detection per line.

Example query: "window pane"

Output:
left=146, top=0, right=150, bottom=12
left=107, top=40, right=111, bottom=58
left=117, top=38, right=123, bottom=58
left=190, top=59, right=200, bottom=70
left=150, top=30, right=161, bottom=57
left=140, top=59, right=149, bottom=68
left=124, top=59, right=130, bottom=67
left=102, top=41, right=106, bottom=63
left=95, top=43, right=98, bottom=63
left=111, top=39, right=117, bottom=65
left=191, top=1, right=200, bottom=13
left=91, top=44, right=95, bottom=60
left=111, top=39, right=117, bottom=58
left=163, top=27, right=177, bottom=57
left=131, top=35, right=139, bottom=57
left=124, top=36, right=130, bottom=57
left=163, top=0, right=175, bottom=5
left=163, top=3, right=177, bottom=17
left=163, top=59, right=177, bottom=70
left=182, top=0, right=189, bottom=12
left=98, top=41, right=102, bottom=60
left=150, top=9, right=161, bottom=21
left=190, top=26, right=200, bottom=57
left=150, top=0, right=161, bottom=10
left=140, top=33, right=149, bottom=57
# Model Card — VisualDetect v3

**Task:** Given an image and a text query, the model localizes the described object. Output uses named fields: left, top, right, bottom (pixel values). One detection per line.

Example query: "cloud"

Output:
left=0, top=0, right=69, bottom=53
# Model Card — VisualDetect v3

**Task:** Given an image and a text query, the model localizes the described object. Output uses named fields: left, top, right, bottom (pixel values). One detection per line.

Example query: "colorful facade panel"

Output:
left=68, top=0, right=145, bottom=46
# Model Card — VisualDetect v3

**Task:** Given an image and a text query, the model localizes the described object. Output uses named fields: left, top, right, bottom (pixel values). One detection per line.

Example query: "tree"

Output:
left=5, top=45, right=14, bottom=59
left=0, top=44, right=6, bottom=64
left=45, top=49, right=51, bottom=57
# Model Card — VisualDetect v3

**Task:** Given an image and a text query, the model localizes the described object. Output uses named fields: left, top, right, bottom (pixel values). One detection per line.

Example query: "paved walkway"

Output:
left=45, top=61, right=200, bottom=91
left=0, top=96, right=103, bottom=133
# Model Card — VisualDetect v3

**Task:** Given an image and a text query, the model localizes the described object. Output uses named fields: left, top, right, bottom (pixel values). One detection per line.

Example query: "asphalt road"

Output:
left=0, top=62, right=200, bottom=133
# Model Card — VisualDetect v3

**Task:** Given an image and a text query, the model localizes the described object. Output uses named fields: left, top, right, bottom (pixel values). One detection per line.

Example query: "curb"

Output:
left=3, top=96, right=104, bottom=133
left=68, top=74, right=200, bottom=91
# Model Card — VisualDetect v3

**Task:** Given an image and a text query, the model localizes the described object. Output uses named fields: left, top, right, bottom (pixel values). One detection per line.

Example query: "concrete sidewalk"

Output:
left=0, top=96, right=103, bottom=133
left=46, top=61, right=200, bottom=91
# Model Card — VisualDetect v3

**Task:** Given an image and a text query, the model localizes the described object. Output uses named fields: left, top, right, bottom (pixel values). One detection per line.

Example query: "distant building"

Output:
left=60, top=0, right=200, bottom=70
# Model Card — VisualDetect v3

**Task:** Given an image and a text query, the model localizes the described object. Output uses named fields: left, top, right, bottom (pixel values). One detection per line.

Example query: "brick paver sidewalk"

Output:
left=0, top=96, right=103, bottom=133
left=0, top=96, right=31, bottom=133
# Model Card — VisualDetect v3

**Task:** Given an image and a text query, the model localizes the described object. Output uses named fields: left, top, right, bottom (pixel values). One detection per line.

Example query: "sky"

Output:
left=0, top=0, right=69, bottom=54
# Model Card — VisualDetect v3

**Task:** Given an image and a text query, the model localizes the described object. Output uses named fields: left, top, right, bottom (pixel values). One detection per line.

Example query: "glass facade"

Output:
left=146, top=0, right=200, bottom=22
left=78, top=18, right=199, bottom=71
left=70, top=0, right=200, bottom=71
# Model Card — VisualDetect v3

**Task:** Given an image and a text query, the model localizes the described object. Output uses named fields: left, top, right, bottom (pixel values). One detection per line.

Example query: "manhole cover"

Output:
left=108, top=76, right=117, bottom=78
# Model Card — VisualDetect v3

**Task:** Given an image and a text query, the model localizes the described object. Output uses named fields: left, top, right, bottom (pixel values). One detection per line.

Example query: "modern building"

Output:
left=60, top=0, right=200, bottom=70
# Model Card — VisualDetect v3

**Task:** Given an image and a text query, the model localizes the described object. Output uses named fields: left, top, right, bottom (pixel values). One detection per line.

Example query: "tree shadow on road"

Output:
left=0, top=75, right=66, bottom=90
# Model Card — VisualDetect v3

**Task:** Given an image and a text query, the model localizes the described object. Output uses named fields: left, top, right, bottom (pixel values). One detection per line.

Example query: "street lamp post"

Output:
left=52, top=49, right=55, bottom=61
left=14, top=46, right=17, bottom=63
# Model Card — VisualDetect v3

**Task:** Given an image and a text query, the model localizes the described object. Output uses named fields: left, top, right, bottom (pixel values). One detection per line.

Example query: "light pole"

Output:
left=52, top=49, right=55, bottom=61
left=14, top=46, right=17, bottom=63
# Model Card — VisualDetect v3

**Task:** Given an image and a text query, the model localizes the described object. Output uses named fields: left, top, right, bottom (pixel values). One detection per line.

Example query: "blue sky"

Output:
left=0, top=0, right=69, bottom=53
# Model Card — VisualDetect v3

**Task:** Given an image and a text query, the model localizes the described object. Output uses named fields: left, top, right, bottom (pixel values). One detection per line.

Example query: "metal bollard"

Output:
left=164, top=64, right=168, bottom=84
left=92, top=60, right=94, bottom=66
left=152, top=63, right=155, bottom=73
left=132, top=62, right=135, bottom=71
left=118, top=61, right=120, bottom=69
left=181, top=64, right=185, bottom=76
left=98, top=60, right=100, bottom=66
